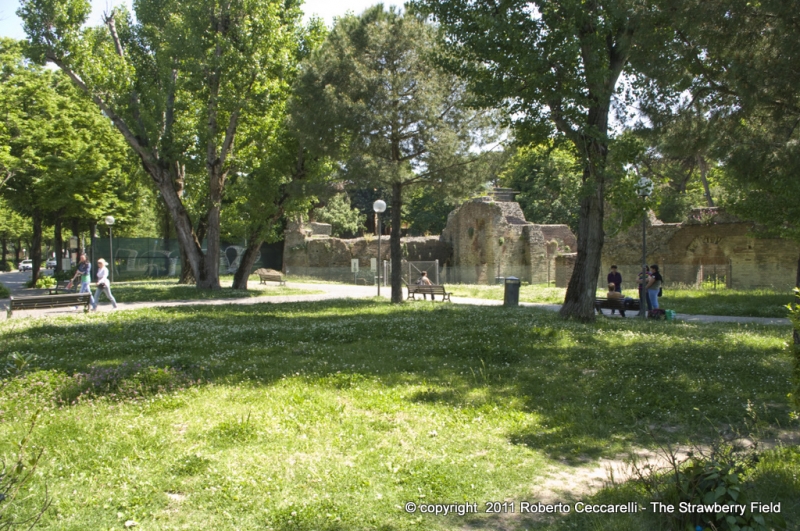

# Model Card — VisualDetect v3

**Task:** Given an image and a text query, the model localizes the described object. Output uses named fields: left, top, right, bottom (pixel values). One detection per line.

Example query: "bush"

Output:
left=0, top=283, right=9, bottom=298
left=0, top=413, right=51, bottom=528
left=0, top=260, right=14, bottom=272
left=631, top=440, right=782, bottom=531
left=788, top=288, right=800, bottom=415
left=32, top=277, right=56, bottom=289
left=53, top=267, right=76, bottom=282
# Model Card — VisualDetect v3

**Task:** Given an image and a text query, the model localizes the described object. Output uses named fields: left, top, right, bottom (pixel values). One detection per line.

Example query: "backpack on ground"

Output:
left=648, top=309, right=666, bottom=320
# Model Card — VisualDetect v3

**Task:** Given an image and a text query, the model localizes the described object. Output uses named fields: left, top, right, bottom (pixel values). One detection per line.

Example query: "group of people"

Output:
left=69, top=254, right=117, bottom=310
left=605, top=264, right=663, bottom=313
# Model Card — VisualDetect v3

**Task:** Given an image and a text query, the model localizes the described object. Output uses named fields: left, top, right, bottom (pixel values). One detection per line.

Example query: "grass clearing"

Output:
left=0, top=300, right=797, bottom=530
left=106, top=278, right=322, bottom=302
left=447, top=284, right=792, bottom=318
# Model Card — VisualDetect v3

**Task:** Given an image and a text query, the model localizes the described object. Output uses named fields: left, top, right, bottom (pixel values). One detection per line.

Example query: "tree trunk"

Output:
left=31, top=209, right=43, bottom=285
left=559, top=147, right=606, bottom=321
left=178, top=244, right=196, bottom=284
left=71, top=218, right=81, bottom=256
left=149, top=166, right=206, bottom=286
left=54, top=212, right=63, bottom=273
left=796, top=251, right=800, bottom=291
left=1, top=236, right=7, bottom=270
left=232, top=237, right=264, bottom=290
left=90, top=222, right=97, bottom=282
left=201, top=163, right=224, bottom=290
left=698, top=155, right=714, bottom=207
left=390, top=181, right=403, bottom=303
left=795, top=252, right=799, bottom=346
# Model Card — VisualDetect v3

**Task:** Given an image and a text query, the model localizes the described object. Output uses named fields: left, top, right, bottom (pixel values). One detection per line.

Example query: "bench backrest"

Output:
left=413, top=285, right=447, bottom=293
left=10, top=293, right=91, bottom=309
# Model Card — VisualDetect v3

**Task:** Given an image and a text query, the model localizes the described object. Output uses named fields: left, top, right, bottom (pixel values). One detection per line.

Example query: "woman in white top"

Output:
left=92, top=258, right=117, bottom=310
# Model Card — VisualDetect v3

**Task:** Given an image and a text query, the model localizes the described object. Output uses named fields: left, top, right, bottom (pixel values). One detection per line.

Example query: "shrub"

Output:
left=33, top=276, right=56, bottom=289
left=0, top=260, right=14, bottom=272
left=53, top=267, right=76, bottom=282
left=630, top=439, right=782, bottom=531
left=0, top=413, right=51, bottom=528
left=788, top=288, right=800, bottom=415
left=0, top=283, right=9, bottom=299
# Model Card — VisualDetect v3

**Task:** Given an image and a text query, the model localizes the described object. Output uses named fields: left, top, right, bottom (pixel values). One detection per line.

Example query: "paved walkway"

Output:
left=0, top=270, right=791, bottom=326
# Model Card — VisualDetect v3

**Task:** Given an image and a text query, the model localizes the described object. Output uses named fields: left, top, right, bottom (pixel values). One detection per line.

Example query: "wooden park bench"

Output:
left=48, top=280, right=75, bottom=295
left=594, top=297, right=640, bottom=317
left=404, top=280, right=452, bottom=302
left=7, top=293, right=92, bottom=318
left=254, top=268, right=286, bottom=286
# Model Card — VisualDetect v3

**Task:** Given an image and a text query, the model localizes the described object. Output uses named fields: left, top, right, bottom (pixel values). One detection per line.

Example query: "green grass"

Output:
left=447, top=284, right=793, bottom=318
left=658, top=287, right=792, bottom=318
left=448, top=283, right=566, bottom=304
left=106, top=278, right=322, bottom=302
left=0, top=301, right=797, bottom=530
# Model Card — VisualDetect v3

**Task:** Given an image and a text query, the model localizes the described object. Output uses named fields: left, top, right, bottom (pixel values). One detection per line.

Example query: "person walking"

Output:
left=70, top=253, right=95, bottom=307
left=607, top=265, right=622, bottom=313
left=646, top=264, right=663, bottom=310
left=92, top=258, right=117, bottom=310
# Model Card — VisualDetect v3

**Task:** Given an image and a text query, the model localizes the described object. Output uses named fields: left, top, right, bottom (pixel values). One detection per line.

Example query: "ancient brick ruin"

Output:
left=283, top=196, right=576, bottom=284
left=556, top=208, right=799, bottom=290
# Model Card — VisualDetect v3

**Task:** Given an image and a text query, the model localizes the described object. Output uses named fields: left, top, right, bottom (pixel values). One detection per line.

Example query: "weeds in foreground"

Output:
left=0, top=413, right=50, bottom=530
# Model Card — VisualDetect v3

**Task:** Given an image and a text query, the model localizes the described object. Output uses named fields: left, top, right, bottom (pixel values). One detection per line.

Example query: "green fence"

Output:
left=90, top=238, right=283, bottom=281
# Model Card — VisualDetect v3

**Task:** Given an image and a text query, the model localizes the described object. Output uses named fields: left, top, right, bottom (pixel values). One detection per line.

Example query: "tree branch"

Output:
left=103, top=10, right=150, bottom=147
left=46, top=52, right=161, bottom=181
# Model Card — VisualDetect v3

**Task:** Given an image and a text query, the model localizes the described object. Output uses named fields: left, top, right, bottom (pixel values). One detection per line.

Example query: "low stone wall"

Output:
left=601, top=209, right=799, bottom=290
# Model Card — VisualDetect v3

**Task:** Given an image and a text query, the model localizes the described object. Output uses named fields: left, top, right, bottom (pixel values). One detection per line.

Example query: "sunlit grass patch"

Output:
left=447, top=283, right=792, bottom=318
left=0, top=300, right=796, bottom=530
left=109, top=277, right=322, bottom=302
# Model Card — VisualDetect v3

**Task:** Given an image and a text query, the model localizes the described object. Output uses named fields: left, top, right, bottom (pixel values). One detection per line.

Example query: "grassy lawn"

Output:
left=447, top=284, right=793, bottom=318
left=0, top=301, right=797, bottom=530
left=107, top=278, right=323, bottom=302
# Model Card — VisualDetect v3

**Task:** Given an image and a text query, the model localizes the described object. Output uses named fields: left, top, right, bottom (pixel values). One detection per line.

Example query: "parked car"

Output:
left=46, top=257, right=57, bottom=269
left=18, top=259, right=33, bottom=271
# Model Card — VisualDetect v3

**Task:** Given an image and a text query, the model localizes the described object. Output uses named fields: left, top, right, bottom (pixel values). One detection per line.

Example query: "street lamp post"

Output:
left=105, top=216, right=115, bottom=283
left=635, top=177, right=653, bottom=317
left=373, top=200, right=386, bottom=297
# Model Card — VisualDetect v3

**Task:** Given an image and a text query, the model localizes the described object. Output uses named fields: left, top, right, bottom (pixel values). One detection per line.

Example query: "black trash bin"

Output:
left=504, top=276, right=521, bottom=307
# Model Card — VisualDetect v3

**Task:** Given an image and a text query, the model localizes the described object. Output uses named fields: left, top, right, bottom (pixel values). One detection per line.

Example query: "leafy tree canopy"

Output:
left=293, top=5, right=498, bottom=302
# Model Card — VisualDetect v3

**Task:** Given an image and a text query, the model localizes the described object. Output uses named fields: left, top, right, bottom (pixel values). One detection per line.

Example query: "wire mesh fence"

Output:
left=89, top=238, right=283, bottom=282
left=284, top=261, right=797, bottom=292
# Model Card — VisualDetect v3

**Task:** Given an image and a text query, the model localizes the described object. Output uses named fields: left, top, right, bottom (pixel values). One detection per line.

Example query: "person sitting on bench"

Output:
left=417, top=271, right=434, bottom=300
left=606, top=283, right=635, bottom=317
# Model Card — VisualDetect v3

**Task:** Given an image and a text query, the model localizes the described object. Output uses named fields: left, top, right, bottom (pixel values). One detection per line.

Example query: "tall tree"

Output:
left=1, top=38, right=131, bottom=282
left=639, top=0, right=800, bottom=285
left=412, top=0, right=683, bottom=319
left=295, top=6, right=496, bottom=302
left=499, top=144, right=582, bottom=233
left=19, top=0, right=304, bottom=289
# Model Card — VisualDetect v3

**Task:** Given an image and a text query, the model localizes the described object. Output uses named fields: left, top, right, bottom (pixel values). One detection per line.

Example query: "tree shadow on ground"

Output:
left=0, top=299, right=793, bottom=462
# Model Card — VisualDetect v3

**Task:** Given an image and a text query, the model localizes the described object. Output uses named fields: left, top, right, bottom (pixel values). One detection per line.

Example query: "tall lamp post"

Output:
left=635, top=177, right=653, bottom=317
left=373, top=199, right=386, bottom=297
left=105, top=216, right=115, bottom=283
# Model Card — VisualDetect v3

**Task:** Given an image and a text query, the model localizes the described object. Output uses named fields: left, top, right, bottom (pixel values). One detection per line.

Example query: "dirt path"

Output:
left=0, top=276, right=792, bottom=325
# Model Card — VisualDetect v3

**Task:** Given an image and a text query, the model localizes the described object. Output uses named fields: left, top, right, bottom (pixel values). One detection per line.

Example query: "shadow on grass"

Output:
left=0, top=299, right=794, bottom=462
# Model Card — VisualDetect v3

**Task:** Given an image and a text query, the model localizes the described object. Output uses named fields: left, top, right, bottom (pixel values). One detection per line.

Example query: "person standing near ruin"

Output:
left=646, top=264, right=663, bottom=310
left=607, top=265, right=622, bottom=293
left=607, top=265, right=622, bottom=313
